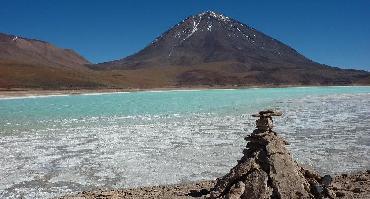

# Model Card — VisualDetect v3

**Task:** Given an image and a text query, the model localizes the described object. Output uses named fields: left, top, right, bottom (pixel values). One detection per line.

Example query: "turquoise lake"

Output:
left=1, top=86, right=370, bottom=198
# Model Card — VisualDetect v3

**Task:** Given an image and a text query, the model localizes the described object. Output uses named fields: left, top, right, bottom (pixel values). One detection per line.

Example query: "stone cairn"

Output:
left=252, top=110, right=282, bottom=132
left=209, top=110, right=329, bottom=199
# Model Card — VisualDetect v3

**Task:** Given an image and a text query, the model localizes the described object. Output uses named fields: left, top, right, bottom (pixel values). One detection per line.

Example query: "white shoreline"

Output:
left=0, top=86, right=369, bottom=100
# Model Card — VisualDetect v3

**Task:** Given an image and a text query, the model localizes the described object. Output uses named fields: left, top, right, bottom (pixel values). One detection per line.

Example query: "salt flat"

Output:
left=0, top=86, right=369, bottom=198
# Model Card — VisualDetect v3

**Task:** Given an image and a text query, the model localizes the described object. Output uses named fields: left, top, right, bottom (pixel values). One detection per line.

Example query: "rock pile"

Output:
left=210, top=110, right=325, bottom=199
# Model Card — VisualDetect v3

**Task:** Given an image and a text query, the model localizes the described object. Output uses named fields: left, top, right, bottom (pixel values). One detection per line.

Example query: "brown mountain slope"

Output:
left=0, top=32, right=188, bottom=89
left=0, top=60, right=100, bottom=89
left=92, top=11, right=370, bottom=86
left=0, top=59, right=178, bottom=89
left=0, top=33, right=106, bottom=89
left=0, top=33, right=90, bottom=68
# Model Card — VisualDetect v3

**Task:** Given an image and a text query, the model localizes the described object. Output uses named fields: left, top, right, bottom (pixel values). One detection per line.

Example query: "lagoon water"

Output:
left=1, top=86, right=370, bottom=198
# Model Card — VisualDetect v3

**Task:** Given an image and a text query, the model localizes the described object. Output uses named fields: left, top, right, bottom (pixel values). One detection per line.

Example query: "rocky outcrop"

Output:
left=210, top=110, right=324, bottom=199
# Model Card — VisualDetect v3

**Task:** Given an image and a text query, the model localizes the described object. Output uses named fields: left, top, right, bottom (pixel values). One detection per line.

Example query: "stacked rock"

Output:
left=252, top=109, right=282, bottom=133
left=209, top=110, right=322, bottom=199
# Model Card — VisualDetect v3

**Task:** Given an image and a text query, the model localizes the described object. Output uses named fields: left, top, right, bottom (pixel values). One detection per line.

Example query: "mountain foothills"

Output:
left=0, top=33, right=111, bottom=89
left=1, top=11, right=369, bottom=89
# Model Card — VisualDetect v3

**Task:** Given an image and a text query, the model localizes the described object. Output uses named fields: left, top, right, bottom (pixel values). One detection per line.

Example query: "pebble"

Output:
left=313, top=184, right=323, bottom=194
left=356, top=175, right=367, bottom=182
left=322, top=175, right=332, bottom=186
left=353, top=187, right=362, bottom=193
left=335, top=191, right=346, bottom=197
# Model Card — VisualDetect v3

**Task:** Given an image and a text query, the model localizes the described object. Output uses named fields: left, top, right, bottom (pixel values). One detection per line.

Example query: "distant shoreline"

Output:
left=1, top=85, right=370, bottom=99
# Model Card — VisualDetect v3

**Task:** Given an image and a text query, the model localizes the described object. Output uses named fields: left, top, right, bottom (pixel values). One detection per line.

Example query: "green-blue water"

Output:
left=0, top=86, right=370, bottom=198
left=1, top=86, right=370, bottom=121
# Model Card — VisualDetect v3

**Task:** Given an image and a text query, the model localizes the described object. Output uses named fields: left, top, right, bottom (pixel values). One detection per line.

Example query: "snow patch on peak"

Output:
left=198, top=11, right=230, bottom=22
left=183, top=17, right=201, bottom=41
left=151, top=38, right=159, bottom=45
left=12, top=36, right=18, bottom=41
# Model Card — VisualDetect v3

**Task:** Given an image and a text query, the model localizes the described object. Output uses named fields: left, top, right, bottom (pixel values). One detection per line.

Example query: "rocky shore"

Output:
left=60, top=110, right=370, bottom=199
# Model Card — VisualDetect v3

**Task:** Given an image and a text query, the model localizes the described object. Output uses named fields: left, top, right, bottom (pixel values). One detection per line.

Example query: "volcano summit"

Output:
left=92, top=11, right=369, bottom=87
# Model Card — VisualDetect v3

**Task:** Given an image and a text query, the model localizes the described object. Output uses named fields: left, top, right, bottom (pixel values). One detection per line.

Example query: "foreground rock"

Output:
left=209, top=110, right=370, bottom=199
left=210, top=110, right=317, bottom=198
left=59, top=180, right=215, bottom=199
left=59, top=172, right=370, bottom=199
left=326, top=171, right=370, bottom=198
left=60, top=110, right=370, bottom=199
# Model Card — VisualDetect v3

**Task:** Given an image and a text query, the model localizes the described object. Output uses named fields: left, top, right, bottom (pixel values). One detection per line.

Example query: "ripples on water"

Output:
left=0, top=87, right=369, bottom=198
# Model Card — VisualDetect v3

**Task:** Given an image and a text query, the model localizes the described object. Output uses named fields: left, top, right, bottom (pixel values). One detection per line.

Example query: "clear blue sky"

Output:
left=1, top=0, right=369, bottom=70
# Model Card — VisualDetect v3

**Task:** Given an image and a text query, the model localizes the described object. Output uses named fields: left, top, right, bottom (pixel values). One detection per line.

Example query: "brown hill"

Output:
left=0, top=33, right=90, bottom=68
left=0, top=33, right=138, bottom=89
left=0, top=32, right=102, bottom=89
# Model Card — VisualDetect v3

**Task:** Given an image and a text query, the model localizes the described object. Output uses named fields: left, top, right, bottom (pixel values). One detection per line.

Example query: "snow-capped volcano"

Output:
left=94, top=11, right=312, bottom=70
left=90, top=11, right=369, bottom=86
